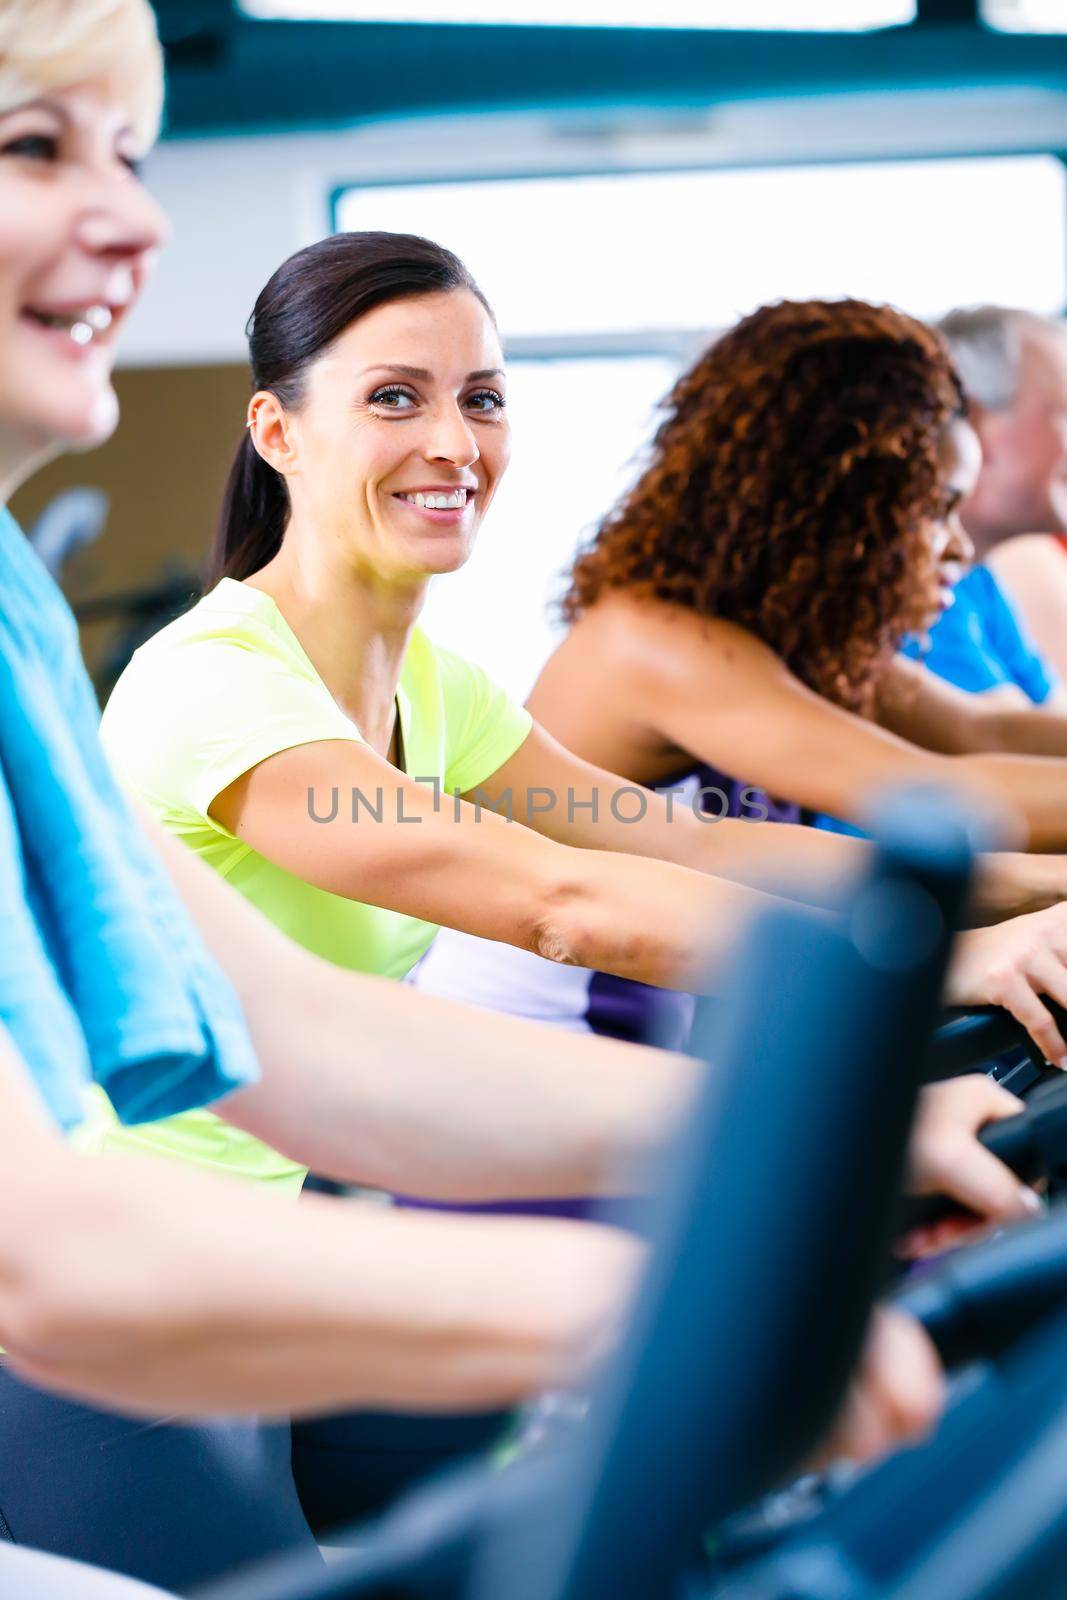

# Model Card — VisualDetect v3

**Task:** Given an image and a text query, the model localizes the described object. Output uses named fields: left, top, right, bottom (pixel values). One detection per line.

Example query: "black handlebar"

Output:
left=893, top=1197, right=1067, bottom=1369
left=925, top=999, right=1067, bottom=1089
left=926, top=1007, right=1029, bottom=1079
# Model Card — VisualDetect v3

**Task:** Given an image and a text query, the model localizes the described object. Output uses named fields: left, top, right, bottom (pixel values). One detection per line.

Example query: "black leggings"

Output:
left=0, top=1365, right=506, bottom=1593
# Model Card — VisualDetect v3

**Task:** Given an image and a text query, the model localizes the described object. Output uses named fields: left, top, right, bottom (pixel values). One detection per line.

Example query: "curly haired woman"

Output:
left=417, top=298, right=1067, bottom=1047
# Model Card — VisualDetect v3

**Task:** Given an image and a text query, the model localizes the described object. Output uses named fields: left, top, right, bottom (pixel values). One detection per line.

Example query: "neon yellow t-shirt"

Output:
left=84, top=577, right=533, bottom=1187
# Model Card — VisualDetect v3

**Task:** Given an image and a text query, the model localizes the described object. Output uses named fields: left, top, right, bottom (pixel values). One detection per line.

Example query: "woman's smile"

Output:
left=936, top=560, right=964, bottom=610
left=391, top=482, right=478, bottom=526
left=18, top=298, right=120, bottom=363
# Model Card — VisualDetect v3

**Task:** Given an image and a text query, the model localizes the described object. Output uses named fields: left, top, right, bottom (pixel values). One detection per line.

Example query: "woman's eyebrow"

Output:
left=361, top=364, right=505, bottom=382
left=364, top=364, right=431, bottom=381
left=0, top=97, right=132, bottom=144
left=0, top=96, right=64, bottom=123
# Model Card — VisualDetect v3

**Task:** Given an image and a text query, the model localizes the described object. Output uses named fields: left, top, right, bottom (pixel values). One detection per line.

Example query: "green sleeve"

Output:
left=100, top=635, right=364, bottom=827
left=435, top=644, right=533, bottom=796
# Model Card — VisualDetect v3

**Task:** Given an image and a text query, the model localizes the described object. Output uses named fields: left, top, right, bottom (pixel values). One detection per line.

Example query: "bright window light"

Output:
left=419, top=357, right=676, bottom=701
left=335, top=155, right=1067, bottom=340
left=983, top=0, right=1067, bottom=29
left=241, top=0, right=914, bottom=29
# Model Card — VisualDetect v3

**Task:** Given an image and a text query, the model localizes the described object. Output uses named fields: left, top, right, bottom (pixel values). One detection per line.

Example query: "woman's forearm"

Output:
left=954, top=753, right=1067, bottom=852
left=506, top=750, right=1067, bottom=928
left=225, top=946, right=696, bottom=1199
left=977, top=703, right=1067, bottom=760
left=491, top=725, right=1067, bottom=924
left=536, top=844, right=789, bottom=991
left=0, top=1023, right=636, bottom=1417
left=679, top=822, right=1067, bottom=928
left=668, top=814, right=865, bottom=899
left=605, top=814, right=1067, bottom=930
left=3, top=1140, right=637, bottom=1419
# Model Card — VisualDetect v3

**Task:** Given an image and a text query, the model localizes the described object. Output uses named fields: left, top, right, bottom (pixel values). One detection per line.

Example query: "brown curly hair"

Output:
left=564, top=299, right=965, bottom=713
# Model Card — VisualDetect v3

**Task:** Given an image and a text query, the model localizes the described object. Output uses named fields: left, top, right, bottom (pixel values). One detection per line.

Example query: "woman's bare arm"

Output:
left=549, top=600, right=1067, bottom=852
left=0, top=1032, right=1036, bottom=1447
left=482, top=721, right=1067, bottom=923
left=209, top=734, right=783, bottom=994
left=144, top=794, right=1067, bottom=1168
left=878, top=653, right=1067, bottom=761
left=140, top=803, right=696, bottom=1198
left=0, top=1027, right=636, bottom=1418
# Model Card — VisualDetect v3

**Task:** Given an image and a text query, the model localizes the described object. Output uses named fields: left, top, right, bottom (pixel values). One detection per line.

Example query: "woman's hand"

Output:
left=900, top=1076, right=1043, bottom=1257
left=809, top=1307, right=944, bottom=1468
left=946, top=904, right=1067, bottom=1064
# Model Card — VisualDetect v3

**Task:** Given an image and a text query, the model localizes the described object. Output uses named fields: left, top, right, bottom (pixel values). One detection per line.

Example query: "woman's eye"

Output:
left=465, top=389, right=506, bottom=415
left=369, top=385, right=417, bottom=411
left=1, top=133, right=58, bottom=162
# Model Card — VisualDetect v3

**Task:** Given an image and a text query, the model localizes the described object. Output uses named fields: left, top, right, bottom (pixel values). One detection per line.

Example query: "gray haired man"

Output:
left=915, top=307, right=1067, bottom=702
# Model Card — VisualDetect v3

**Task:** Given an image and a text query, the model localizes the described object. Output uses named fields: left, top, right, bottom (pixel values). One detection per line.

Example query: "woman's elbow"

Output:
left=521, top=871, right=596, bottom=966
left=524, top=873, right=644, bottom=974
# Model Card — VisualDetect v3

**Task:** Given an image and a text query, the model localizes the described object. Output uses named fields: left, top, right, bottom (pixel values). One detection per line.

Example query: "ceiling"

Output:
left=151, top=0, right=1067, bottom=143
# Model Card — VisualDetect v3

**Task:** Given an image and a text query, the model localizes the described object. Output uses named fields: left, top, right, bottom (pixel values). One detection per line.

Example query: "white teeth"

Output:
left=32, top=305, right=111, bottom=343
left=399, top=489, right=468, bottom=510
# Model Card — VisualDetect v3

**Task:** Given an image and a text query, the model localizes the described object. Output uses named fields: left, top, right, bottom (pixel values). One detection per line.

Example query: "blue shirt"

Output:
left=904, top=564, right=1055, bottom=705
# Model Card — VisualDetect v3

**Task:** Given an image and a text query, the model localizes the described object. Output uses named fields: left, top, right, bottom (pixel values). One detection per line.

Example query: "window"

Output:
left=335, top=155, right=1067, bottom=340
left=244, top=1, right=914, bottom=30
left=982, top=0, right=1067, bottom=29
left=419, top=356, right=675, bottom=701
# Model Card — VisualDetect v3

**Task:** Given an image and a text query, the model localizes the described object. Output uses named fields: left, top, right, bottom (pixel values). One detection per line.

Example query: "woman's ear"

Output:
left=247, top=391, right=298, bottom=479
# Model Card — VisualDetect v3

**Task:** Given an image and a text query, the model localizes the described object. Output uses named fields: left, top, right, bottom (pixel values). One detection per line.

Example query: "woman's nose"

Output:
left=945, top=514, right=974, bottom=566
left=426, top=403, right=479, bottom=467
left=76, top=166, right=170, bottom=266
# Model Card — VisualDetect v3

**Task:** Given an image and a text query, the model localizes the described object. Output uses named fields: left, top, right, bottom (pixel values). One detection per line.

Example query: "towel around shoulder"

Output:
left=0, top=508, right=259, bottom=1128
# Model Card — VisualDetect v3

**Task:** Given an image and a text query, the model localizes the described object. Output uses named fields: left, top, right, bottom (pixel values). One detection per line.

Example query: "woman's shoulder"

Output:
left=102, top=582, right=325, bottom=746
left=117, top=581, right=305, bottom=690
left=572, top=592, right=771, bottom=681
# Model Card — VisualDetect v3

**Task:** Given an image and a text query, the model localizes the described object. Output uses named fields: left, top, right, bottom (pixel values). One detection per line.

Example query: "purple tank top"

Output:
left=585, top=763, right=803, bottom=1054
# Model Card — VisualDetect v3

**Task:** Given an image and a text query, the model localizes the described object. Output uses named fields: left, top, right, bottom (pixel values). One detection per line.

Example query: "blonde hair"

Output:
left=0, top=0, right=163, bottom=155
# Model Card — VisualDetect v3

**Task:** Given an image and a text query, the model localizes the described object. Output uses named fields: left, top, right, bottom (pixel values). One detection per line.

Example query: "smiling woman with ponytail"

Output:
left=211, top=231, right=492, bottom=585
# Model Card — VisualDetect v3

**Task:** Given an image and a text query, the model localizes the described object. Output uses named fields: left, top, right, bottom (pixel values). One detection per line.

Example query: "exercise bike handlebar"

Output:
left=893, top=1196, right=1067, bottom=1369
left=925, top=999, right=1067, bottom=1085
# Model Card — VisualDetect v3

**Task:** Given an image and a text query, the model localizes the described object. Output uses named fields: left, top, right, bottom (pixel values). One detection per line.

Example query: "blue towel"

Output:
left=0, top=507, right=259, bottom=1129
